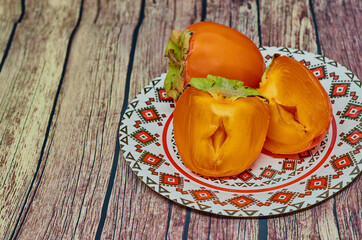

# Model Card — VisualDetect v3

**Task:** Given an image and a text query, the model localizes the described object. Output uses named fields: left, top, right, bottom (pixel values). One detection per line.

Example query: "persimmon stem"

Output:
left=164, top=30, right=192, bottom=100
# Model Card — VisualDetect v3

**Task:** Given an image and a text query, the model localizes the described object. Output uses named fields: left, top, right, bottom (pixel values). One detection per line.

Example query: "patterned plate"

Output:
left=119, top=46, right=361, bottom=217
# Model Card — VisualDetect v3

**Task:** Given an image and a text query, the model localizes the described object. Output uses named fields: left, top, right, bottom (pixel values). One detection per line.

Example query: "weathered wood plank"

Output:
left=184, top=1, right=261, bottom=239
left=206, top=0, right=260, bottom=45
left=259, top=0, right=360, bottom=239
left=259, top=0, right=317, bottom=52
left=0, top=0, right=22, bottom=59
left=129, top=0, right=204, bottom=97
left=0, top=0, right=81, bottom=238
left=0, top=0, right=358, bottom=239
left=313, top=0, right=362, bottom=239
left=187, top=214, right=260, bottom=240
left=101, top=1, right=204, bottom=239
left=314, top=0, right=361, bottom=78
left=11, top=0, right=142, bottom=239
left=331, top=175, right=362, bottom=240
left=104, top=1, right=263, bottom=239
left=259, top=0, right=338, bottom=239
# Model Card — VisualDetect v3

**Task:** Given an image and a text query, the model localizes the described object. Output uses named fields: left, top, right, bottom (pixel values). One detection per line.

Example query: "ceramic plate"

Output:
left=119, top=46, right=361, bottom=217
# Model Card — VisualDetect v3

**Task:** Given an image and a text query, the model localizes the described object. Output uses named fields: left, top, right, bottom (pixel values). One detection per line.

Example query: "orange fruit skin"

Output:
left=259, top=56, right=333, bottom=154
left=184, top=22, right=265, bottom=88
left=173, top=87, right=269, bottom=177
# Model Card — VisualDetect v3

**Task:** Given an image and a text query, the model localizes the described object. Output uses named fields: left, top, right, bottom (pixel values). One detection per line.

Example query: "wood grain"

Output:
left=259, top=0, right=340, bottom=239
left=185, top=1, right=260, bottom=239
left=259, top=0, right=360, bottom=239
left=101, top=1, right=263, bottom=239
left=10, top=0, right=143, bottom=238
left=0, top=0, right=22, bottom=60
left=102, top=0, right=203, bottom=239
left=313, top=0, right=362, bottom=239
left=0, top=0, right=360, bottom=239
left=206, top=0, right=260, bottom=45
left=259, top=0, right=317, bottom=52
left=101, top=1, right=264, bottom=239
left=0, top=0, right=81, bottom=238
left=314, top=0, right=362, bottom=78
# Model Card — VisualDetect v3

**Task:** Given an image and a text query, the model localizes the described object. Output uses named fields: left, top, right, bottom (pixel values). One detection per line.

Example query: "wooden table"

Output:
left=0, top=0, right=360, bottom=239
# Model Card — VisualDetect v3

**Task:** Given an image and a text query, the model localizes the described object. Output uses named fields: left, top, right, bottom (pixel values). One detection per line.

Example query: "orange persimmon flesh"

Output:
left=259, top=55, right=332, bottom=154
left=173, top=76, right=269, bottom=177
left=164, top=22, right=265, bottom=100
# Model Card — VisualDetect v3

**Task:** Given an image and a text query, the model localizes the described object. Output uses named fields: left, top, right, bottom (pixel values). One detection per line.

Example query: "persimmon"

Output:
left=164, top=22, right=265, bottom=100
left=173, top=75, right=269, bottom=177
left=259, top=54, right=333, bottom=154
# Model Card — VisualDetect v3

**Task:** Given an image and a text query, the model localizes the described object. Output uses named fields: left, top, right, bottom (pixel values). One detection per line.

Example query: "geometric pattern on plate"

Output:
left=120, top=46, right=362, bottom=217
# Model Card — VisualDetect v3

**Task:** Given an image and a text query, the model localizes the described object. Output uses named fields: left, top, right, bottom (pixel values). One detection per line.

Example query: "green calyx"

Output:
left=189, top=75, right=268, bottom=101
left=164, top=29, right=192, bottom=100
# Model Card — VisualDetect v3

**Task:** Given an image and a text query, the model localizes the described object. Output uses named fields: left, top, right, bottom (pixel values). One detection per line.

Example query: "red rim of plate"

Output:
left=162, top=113, right=337, bottom=193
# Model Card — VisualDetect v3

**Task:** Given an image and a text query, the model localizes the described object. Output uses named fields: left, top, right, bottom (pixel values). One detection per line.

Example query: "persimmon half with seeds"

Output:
left=173, top=75, right=269, bottom=177
left=259, top=54, right=333, bottom=154
left=164, top=22, right=265, bottom=100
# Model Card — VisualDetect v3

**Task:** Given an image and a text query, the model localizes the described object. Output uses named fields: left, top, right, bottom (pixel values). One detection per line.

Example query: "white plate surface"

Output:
left=119, top=46, right=361, bottom=217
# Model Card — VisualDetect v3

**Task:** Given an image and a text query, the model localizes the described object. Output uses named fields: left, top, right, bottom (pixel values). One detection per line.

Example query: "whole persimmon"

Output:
left=164, top=22, right=265, bottom=100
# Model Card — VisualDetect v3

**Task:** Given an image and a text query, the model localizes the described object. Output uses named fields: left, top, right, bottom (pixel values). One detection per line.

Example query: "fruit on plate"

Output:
left=258, top=54, right=333, bottom=154
left=173, top=75, right=269, bottom=177
left=164, top=21, right=265, bottom=100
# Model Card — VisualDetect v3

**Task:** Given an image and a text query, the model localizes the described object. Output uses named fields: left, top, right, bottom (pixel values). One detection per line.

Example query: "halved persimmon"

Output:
left=173, top=75, right=269, bottom=177
left=259, top=55, right=333, bottom=154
